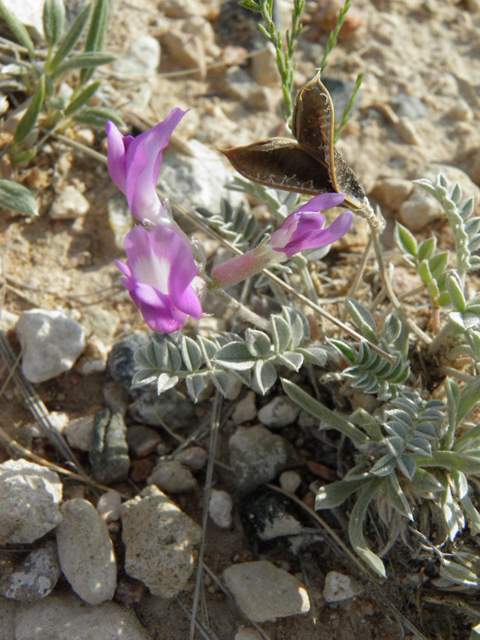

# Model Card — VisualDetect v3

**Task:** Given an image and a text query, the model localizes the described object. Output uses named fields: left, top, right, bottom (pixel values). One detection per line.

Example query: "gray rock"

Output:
left=16, top=309, right=85, bottom=383
left=112, top=36, right=160, bottom=76
left=232, top=391, right=257, bottom=425
left=239, top=490, right=304, bottom=541
left=390, top=94, right=427, bottom=120
left=250, top=44, right=279, bottom=86
left=0, top=541, right=60, bottom=601
left=121, top=485, right=202, bottom=597
left=209, top=489, right=233, bottom=528
left=279, top=470, right=302, bottom=494
left=323, top=571, right=364, bottom=602
left=129, top=387, right=196, bottom=430
left=399, top=163, right=480, bottom=231
left=65, top=415, right=95, bottom=451
left=50, top=185, right=90, bottom=219
left=127, top=425, right=161, bottom=458
left=148, top=460, right=197, bottom=493
left=258, top=396, right=300, bottom=428
left=223, top=561, right=310, bottom=622
left=15, top=593, right=148, bottom=640
left=158, top=139, right=246, bottom=213
left=89, top=409, right=130, bottom=485
left=370, top=178, right=413, bottom=211
left=229, top=425, right=297, bottom=492
left=321, top=76, right=362, bottom=124
left=96, top=490, right=122, bottom=522
left=107, top=332, right=149, bottom=391
left=0, top=597, right=16, bottom=639
left=174, top=446, right=208, bottom=470
left=224, top=67, right=273, bottom=110
left=0, top=460, right=62, bottom=544
left=56, top=499, right=117, bottom=605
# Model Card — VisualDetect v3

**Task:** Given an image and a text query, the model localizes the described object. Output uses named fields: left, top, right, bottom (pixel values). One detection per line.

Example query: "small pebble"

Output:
left=148, top=460, right=197, bottom=493
left=390, top=94, right=427, bottom=120
left=396, top=118, right=421, bottom=145
left=209, top=489, right=233, bottom=528
left=223, top=561, right=310, bottom=622
left=447, top=100, right=473, bottom=121
left=279, top=470, right=302, bottom=494
left=174, top=447, right=208, bottom=470
left=89, top=409, right=130, bottom=485
left=258, top=396, right=300, bottom=428
left=50, top=185, right=90, bottom=219
left=130, top=458, right=156, bottom=483
left=250, top=44, right=278, bottom=86
left=232, top=391, right=257, bottom=425
left=127, top=425, right=161, bottom=458
left=235, top=629, right=263, bottom=640
left=97, top=490, right=122, bottom=523
left=65, top=415, right=95, bottom=451
left=75, top=128, right=95, bottom=146
left=323, top=571, right=364, bottom=602
left=16, top=309, right=85, bottom=383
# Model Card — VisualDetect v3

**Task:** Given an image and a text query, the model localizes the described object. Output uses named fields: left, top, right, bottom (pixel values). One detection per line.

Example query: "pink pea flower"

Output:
left=106, top=108, right=187, bottom=226
left=115, top=225, right=203, bottom=333
left=212, top=193, right=353, bottom=288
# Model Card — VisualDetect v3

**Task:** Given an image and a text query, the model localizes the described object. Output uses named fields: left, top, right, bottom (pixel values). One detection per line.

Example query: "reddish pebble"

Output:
left=302, top=492, right=316, bottom=509
left=307, top=460, right=337, bottom=481
left=130, top=457, right=155, bottom=483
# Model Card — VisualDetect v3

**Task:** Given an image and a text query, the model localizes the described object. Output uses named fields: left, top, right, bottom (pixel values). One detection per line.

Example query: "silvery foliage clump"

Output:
left=133, top=307, right=335, bottom=401
left=276, top=174, right=480, bottom=588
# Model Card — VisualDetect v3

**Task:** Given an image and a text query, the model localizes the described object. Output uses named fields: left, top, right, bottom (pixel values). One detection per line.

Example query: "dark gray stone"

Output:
left=390, top=94, right=428, bottom=120
left=0, top=541, right=60, bottom=601
left=239, top=489, right=307, bottom=542
left=89, top=409, right=130, bottom=485
left=128, top=388, right=196, bottom=431
left=107, top=333, right=149, bottom=391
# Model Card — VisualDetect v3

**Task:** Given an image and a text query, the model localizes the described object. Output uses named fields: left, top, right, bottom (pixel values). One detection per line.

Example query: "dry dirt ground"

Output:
left=1, top=0, right=480, bottom=639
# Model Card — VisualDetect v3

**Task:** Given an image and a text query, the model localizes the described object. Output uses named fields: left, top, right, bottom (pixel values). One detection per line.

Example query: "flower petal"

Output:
left=282, top=210, right=354, bottom=257
left=106, top=122, right=133, bottom=194
left=124, top=108, right=187, bottom=223
left=129, top=283, right=188, bottom=333
left=296, top=192, right=345, bottom=214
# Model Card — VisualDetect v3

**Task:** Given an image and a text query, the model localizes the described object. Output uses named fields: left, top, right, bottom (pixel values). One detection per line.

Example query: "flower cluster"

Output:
left=106, top=110, right=353, bottom=334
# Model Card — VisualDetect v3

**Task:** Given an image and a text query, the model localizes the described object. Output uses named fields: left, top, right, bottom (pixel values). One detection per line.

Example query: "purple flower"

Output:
left=270, top=193, right=353, bottom=259
left=115, top=225, right=203, bottom=333
left=106, top=108, right=187, bottom=226
left=212, top=193, right=352, bottom=288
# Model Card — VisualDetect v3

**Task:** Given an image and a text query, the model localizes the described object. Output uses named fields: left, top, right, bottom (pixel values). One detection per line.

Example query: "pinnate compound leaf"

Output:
left=0, top=180, right=38, bottom=216
left=157, top=373, right=179, bottom=395
left=281, top=378, right=367, bottom=447
left=245, top=329, right=271, bottom=357
left=181, top=336, right=203, bottom=372
left=253, top=360, right=277, bottom=394
left=345, top=298, right=378, bottom=344
left=186, top=373, right=207, bottom=402
left=131, top=369, right=157, bottom=388
left=275, top=351, right=304, bottom=371
left=214, top=342, right=256, bottom=370
left=271, top=315, right=291, bottom=352
left=349, top=476, right=386, bottom=577
left=315, top=476, right=372, bottom=510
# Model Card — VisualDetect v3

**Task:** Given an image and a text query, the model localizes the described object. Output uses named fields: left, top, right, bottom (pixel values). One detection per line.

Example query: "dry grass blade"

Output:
left=0, top=330, right=86, bottom=478
left=190, top=392, right=222, bottom=640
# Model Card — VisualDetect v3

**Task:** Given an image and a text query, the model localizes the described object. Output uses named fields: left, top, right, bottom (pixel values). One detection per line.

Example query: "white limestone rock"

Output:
left=223, top=561, right=310, bottom=622
left=56, top=499, right=117, bottom=605
left=16, top=309, right=85, bottom=383
left=121, top=486, right=202, bottom=597
left=96, top=490, right=122, bottom=523
left=15, top=593, right=148, bottom=640
left=258, top=396, right=300, bottom=428
left=0, top=459, right=62, bottom=544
